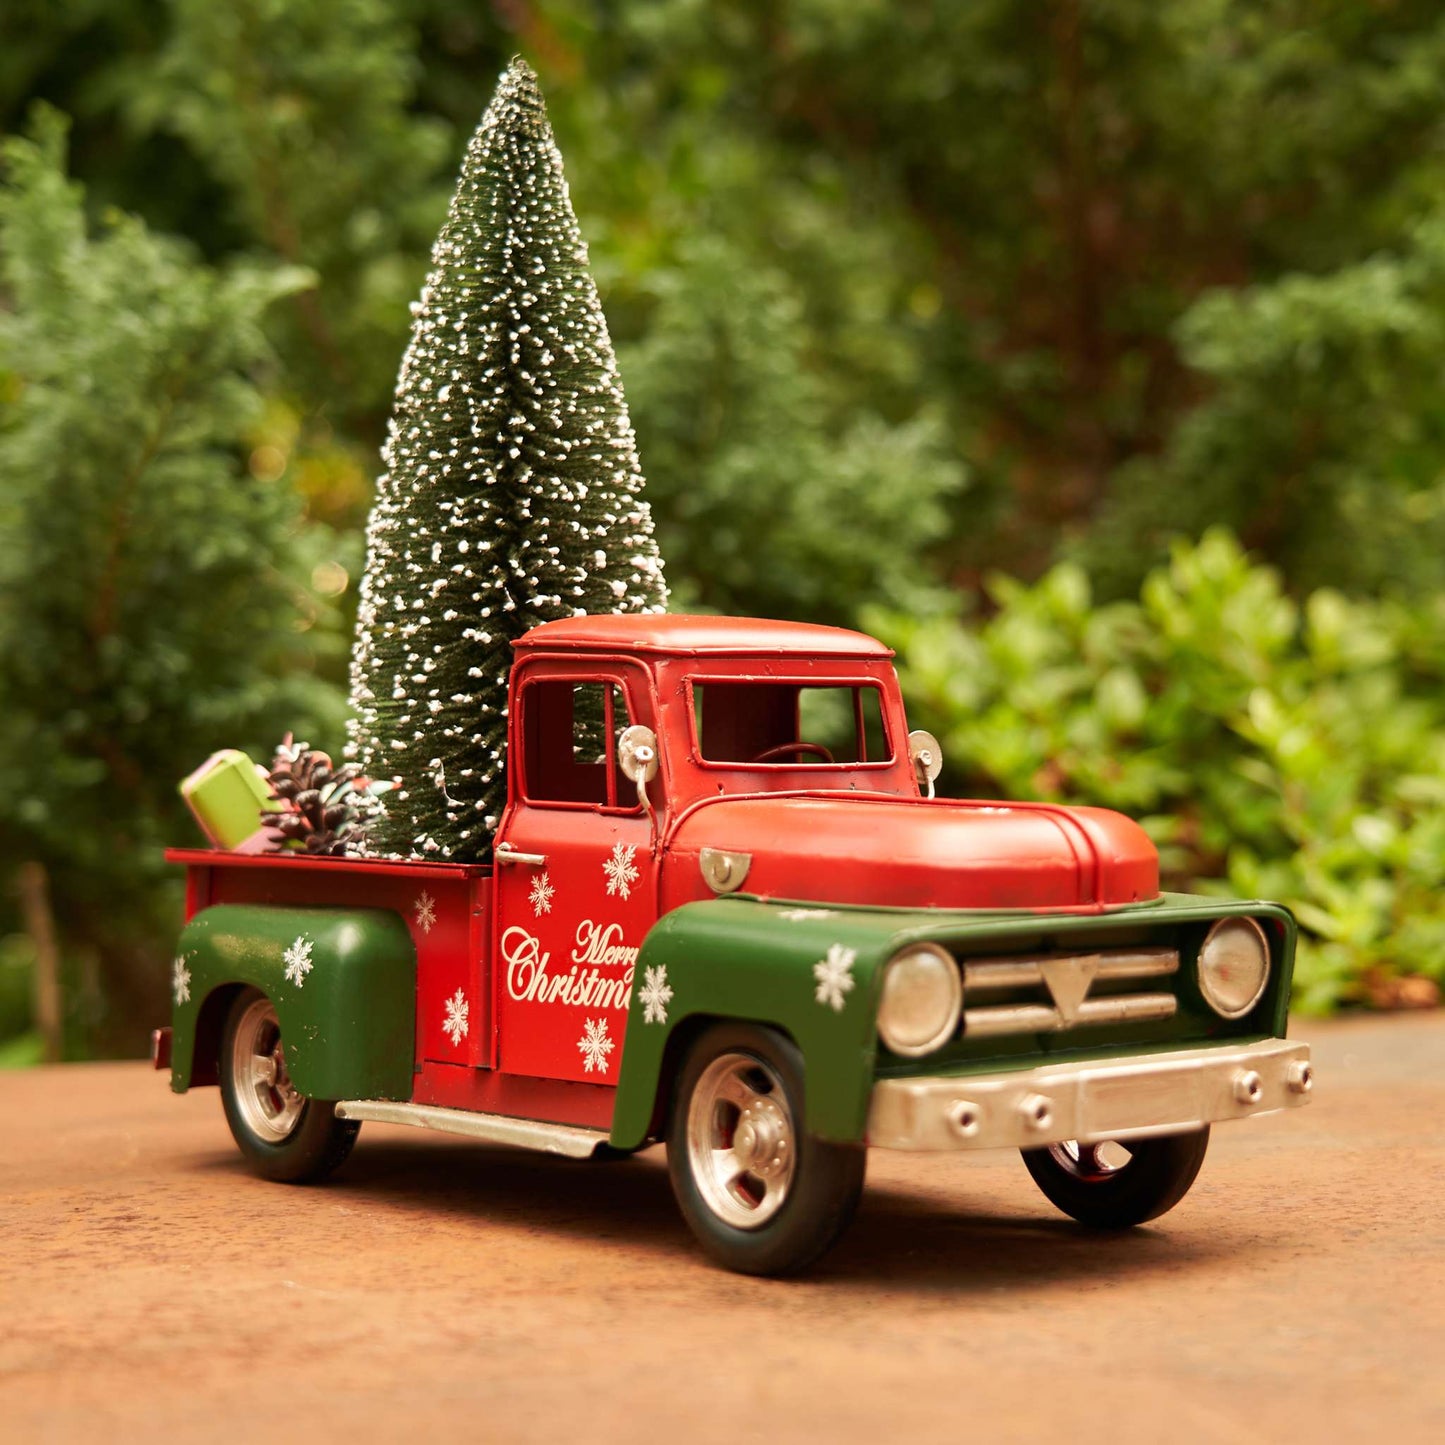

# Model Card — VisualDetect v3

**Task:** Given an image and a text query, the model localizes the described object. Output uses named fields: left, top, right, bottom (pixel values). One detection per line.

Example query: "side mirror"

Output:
left=908, top=729, right=942, bottom=800
left=618, top=725, right=660, bottom=829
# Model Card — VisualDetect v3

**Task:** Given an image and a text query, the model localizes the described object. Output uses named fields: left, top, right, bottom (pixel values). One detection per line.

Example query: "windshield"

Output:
left=690, top=680, right=893, bottom=767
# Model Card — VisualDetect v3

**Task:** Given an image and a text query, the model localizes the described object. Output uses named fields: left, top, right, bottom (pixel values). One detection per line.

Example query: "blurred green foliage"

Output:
left=3, top=0, right=1444, bottom=1052
left=0, top=109, right=350, bottom=1053
left=874, top=531, right=1445, bottom=1012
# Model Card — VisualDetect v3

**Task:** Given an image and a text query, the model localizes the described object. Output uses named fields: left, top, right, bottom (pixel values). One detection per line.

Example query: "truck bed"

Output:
left=166, top=848, right=619, bottom=1130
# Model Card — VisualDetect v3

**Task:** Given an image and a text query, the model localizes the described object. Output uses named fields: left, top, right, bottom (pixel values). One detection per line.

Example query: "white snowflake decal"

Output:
left=777, top=908, right=837, bottom=922
left=442, top=988, right=470, bottom=1046
left=529, top=872, right=555, bottom=916
left=577, top=1016, right=615, bottom=1074
left=414, top=890, right=437, bottom=934
left=639, top=965, right=673, bottom=1026
left=172, top=956, right=191, bottom=1006
left=283, top=935, right=315, bottom=988
left=603, top=842, right=640, bottom=901
left=813, top=943, right=857, bottom=1012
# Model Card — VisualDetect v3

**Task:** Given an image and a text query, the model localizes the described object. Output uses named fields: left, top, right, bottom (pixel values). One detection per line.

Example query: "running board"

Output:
left=334, top=1099, right=608, bottom=1158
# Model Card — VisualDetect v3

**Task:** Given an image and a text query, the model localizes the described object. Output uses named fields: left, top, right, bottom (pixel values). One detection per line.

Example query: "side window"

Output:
left=520, top=679, right=634, bottom=807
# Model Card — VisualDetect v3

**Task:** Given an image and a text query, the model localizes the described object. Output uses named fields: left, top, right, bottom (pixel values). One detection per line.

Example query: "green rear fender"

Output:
left=170, top=904, right=417, bottom=1103
left=611, top=900, right=900, bottom=1150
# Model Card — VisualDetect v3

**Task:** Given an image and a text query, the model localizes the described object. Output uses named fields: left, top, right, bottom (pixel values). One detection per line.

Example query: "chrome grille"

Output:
left=961, top=947, right=1178, bottom=1039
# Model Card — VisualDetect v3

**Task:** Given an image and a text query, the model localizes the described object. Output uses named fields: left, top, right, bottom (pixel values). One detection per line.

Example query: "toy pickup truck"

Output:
left=159, top=614, right=1313, bottom=1274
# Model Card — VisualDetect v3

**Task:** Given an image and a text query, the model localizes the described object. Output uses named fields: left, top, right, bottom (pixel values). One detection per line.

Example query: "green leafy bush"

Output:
left=874, top=530, right=1445, bottom=1013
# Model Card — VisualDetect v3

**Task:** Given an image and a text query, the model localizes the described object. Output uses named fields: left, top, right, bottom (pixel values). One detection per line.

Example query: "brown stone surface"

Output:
left=2, top=1014, right=1442, bottom=1443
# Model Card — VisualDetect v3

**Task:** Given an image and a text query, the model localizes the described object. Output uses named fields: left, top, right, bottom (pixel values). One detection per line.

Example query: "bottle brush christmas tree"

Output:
left=348, top=57, right=667, bottom=860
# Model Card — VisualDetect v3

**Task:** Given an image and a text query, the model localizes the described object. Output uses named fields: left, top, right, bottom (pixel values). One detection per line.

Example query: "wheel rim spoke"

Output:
left=1097, top=1140, right=1133, bottom=1172
left=714, top=1071, right=766, bottom=1113
left=711, top=1147, right=747, bottom=1194
left=1049, top=1139, right=1133, bottom=1181
left=749, top=1171, right=778, bottom=1205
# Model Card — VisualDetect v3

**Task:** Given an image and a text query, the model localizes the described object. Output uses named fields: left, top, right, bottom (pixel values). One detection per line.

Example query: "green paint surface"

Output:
left=170, top=904, right=416, bottom=1102
left=611, top=892, right=1296, bottom=1149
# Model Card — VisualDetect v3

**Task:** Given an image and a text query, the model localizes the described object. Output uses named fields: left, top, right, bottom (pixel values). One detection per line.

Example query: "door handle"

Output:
left=495, top=843, right=547, bottom=867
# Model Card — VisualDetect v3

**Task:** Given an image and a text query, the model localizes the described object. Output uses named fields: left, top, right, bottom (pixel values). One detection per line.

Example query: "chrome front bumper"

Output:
left=867, top=1038, right=1313, bottom=1152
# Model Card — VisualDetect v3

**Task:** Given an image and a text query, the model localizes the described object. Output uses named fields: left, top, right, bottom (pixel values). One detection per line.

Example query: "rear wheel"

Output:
left=666, top=1022, right=865, bottom=1275
left=219, top=989, right=359, bottom=1184
left=1021, top=1127, right=1210, bottom=1229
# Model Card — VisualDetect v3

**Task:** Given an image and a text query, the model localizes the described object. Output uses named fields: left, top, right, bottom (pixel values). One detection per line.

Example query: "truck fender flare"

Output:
left=638, top=1011, right=806, bottom=1144
left=610, top=899, right=894, bottom=1151
left=187, top=981, right=247, bottom=1088
left=169, top=903, right=417, bottom=1103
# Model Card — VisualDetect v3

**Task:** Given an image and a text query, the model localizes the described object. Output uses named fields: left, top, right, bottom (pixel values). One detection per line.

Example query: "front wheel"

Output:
left=1021, top=1127, right=1210, bottom=1229
left=219, top=989, right=359, bottom=1184
left=666, top=1023, right=865, bottom=1275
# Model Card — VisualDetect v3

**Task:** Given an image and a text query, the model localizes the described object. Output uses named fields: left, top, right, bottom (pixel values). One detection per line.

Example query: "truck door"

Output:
left=492, top=661, right=659, bottom=1085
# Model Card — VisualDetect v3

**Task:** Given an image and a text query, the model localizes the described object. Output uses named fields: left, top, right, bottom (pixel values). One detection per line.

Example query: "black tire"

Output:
left=1021, top=1127, right=1210, bottom=1229
left=666, top=1022, right=866, bottom=1276
left=219, top=989, right=360, bottom=1184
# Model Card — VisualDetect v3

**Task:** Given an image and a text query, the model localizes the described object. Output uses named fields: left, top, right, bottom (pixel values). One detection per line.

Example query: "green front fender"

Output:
left=611, top=899, right=908, bottom=1149
left=170, top=904, right=416, bottom=1103
left=609, top=891, right=1300, bottom=1151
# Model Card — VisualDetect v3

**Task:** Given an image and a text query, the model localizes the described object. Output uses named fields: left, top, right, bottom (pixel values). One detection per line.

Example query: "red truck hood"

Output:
left=668, top=794, right=1158, bottom=911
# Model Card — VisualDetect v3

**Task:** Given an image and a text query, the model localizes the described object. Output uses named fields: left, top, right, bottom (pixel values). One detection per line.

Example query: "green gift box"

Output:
left=179, top=749, right=280, bottom=850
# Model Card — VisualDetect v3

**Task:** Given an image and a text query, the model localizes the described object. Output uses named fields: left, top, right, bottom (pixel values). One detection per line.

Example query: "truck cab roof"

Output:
left=514, top=613, right=893, bottom=660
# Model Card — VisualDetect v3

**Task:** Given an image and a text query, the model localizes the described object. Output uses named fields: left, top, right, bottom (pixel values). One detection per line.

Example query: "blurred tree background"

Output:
left=3, top=0, right=1444, bottom=1059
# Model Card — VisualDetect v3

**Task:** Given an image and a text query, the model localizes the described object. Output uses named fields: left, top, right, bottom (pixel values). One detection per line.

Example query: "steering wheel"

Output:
left=749, top=741, right=836, bottom=764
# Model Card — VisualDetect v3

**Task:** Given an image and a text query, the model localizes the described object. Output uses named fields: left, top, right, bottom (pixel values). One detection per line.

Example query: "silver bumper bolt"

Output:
left=1018, top=1093, right=1054, bottom=1132
left=946, top=1099, right=981, bottom=1140
left=1287, top=1060, right=1314, bottom=1095
left=1233, top=1068, right=1263, bottom=1105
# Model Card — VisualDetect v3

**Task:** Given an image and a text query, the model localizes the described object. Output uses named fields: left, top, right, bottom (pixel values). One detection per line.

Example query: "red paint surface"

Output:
left=165, top=847, right=484, bottom=882
left=413, top=1061, right=616, bottom=1130
left=516, top=612, right=892, bottom=657
left=664, top=793, right=1158, bottom=911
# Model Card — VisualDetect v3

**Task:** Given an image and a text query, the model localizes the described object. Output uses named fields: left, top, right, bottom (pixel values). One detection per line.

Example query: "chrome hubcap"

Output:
left=734, top=1094, right=789, bottom=1180
left=687, top=1051, right=797, bottom=1229
left=231, top=997, right=303, bottom=1142
left=1048, top=1139, right=1134, bottom=1180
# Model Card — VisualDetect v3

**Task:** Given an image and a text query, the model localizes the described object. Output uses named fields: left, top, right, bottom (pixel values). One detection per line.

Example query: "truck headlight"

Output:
left=1198, top=917, right=1270, bottom=1018
left=877, top=944, right=962, bottom=1056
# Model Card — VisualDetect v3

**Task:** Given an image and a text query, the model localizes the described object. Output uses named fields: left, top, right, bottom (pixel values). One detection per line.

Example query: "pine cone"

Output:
left=261, top=734, right=368, bottom=856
